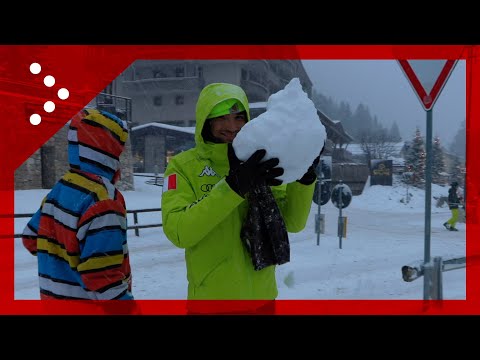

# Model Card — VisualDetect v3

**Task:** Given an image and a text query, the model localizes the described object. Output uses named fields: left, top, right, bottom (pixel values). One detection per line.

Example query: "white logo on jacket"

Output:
left=199, top=166, right=218, bottom=177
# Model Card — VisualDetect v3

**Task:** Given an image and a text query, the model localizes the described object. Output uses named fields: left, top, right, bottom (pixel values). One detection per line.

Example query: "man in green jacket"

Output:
left=161, top=83, right=318, bottom=312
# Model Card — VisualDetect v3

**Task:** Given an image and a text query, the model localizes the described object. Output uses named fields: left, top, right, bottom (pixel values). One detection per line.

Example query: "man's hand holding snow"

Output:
left=296, top=142, right=325, bottom=185
left=226, top=144, right=284, bottom=197
left=297, top=155, right=320, bottom=185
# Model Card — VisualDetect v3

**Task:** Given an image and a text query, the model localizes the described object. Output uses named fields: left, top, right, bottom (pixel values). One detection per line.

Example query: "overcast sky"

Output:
left=302, top=60, right=466, bottom=146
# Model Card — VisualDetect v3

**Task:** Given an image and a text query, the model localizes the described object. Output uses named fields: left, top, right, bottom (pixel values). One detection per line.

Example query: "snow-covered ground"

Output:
left=14, top=174, right=465, bottom=301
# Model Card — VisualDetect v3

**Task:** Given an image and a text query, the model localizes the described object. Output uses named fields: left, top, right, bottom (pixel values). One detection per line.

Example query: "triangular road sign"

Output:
left=398, top=60, right=458, bottom=111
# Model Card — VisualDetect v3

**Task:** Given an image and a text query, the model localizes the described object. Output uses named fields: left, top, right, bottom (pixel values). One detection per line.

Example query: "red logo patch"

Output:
left=163, top=174, right=177, bottom=193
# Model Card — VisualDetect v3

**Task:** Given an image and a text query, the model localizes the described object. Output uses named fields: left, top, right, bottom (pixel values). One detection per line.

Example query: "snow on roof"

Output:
left=132, top=122, right=195, bottom=135
left=249, top=102, right=267, bottom=109
left=347, top=142, right=405, bottom=155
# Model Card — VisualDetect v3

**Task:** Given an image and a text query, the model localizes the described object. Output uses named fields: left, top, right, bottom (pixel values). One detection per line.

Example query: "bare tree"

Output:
left=358, top=128, right=398, bottom=167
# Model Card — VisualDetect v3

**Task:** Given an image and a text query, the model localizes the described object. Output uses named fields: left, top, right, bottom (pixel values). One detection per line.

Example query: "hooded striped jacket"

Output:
left=22, top=108, right=133, bottom=300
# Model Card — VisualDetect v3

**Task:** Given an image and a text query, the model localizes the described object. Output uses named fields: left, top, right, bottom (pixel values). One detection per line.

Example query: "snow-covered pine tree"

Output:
left=404, top=127, right=426, bottom=188
left=449, top=118, right=466, bottom=160
left=449, top=156, right=465, bottom=187
left=432, top=136, right=446, bottom=185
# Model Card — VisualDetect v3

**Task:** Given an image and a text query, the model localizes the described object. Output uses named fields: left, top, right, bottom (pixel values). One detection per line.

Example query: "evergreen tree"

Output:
left=432, top=136, right=446, bottom=184
left=312, top=90, right=336, bottom=119
left=351, top=103, right=373, bottom=140
left=405, top=127, right=426, bottom=187
left=388, top=121, right=402, bottom=142
left=449, top=118, right=466, bottom=159
left=338, top=101, right=353, bottom=131
left=311, top=89, right=386, bottom=143
left=449, top=156, right=465, bottom=187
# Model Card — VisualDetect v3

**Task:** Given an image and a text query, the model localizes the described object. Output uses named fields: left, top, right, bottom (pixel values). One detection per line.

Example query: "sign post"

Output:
left=331, top=181, right=352, bottom=249
left=314, top=156, right=332, bottom=245
left=315, top=170, right=323, bottom=245
left=398, top=60, right=458, bottom=300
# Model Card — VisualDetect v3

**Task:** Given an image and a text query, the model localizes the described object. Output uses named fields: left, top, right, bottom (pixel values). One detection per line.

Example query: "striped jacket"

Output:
left=22, top=108, right=133, bottom=300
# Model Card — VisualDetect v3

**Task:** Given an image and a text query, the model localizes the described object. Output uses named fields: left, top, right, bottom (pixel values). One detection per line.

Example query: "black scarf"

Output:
left=241, top=182, right=290, bottom=271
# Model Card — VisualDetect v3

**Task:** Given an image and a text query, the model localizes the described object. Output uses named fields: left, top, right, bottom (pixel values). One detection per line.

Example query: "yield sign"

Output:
left=398, top=60, right=458, bottom=111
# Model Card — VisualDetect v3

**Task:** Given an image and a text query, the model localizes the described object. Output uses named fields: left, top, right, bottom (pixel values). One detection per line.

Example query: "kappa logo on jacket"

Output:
left=199, top=166, right=219, bottom=177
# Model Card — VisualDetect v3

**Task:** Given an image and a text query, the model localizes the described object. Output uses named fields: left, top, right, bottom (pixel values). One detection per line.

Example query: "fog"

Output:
left=302, top=60, right=466, bottom=146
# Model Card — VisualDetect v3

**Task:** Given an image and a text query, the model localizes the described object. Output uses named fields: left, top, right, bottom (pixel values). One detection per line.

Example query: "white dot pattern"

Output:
left=28, top=63, right=69, bottom=125
left=30, top=63, right=41, bottom=74
left=30, top=114, right=41, bottom=125
left=44, top=75, right=55, bottom=87
left=44, top=101, right=55, bottom=113
left=58, top=88, right=69, bottom=100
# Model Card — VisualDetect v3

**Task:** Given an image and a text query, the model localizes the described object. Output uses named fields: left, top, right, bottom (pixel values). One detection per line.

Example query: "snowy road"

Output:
left=14, top=177, right=466, bottom=301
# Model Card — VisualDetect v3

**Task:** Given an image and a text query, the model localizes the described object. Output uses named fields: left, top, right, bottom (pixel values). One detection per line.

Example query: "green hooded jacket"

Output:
left=161, top=83, right=315, bottom=300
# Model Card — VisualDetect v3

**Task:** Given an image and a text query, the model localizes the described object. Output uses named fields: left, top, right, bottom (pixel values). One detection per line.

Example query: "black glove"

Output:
left=297, top=155, right=320, bottom=185
left=226, top=144, right=284, bottom=197
left=297, top=142, right=325, bottom=186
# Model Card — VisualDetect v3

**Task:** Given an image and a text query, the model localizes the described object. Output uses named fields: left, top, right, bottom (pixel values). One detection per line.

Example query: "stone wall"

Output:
left=15, top=149, right=42, bottom=190
left=117, top=136, right=134, bottom=191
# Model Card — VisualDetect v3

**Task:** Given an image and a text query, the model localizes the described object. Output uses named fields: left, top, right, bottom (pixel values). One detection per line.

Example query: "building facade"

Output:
left=114, top=60, right=318, bottom=172
left=115, top=60, right=313, bottom=128
left=15, top=60, right=354, bottom=191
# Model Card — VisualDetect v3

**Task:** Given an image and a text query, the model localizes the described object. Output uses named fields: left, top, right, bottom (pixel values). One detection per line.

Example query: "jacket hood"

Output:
left=195, top=83, right=250, bottom=146
left=68, top=108, right=129, bottom=182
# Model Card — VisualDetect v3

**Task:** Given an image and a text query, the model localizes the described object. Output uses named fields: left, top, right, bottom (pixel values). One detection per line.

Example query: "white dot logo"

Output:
left=30, top=63, right=41, bottom=75
left=44, top=75, right=55, bottom=87
left=28, top=62, right=69, bottom=125
left=44, top=101, right=55, bottom=113
left=30, top=114, right=41, bottom=126
left=58, top=88, right=69, bottom=100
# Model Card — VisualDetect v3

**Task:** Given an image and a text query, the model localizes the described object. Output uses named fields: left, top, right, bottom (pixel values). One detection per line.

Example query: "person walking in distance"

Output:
left=443, top=181, right=461, bottom=231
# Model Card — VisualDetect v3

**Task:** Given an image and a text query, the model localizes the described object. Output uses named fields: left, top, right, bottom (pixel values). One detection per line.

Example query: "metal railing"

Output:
left=401, top=255, right=468, bottom=299
left=128, top=208, right=162, bottom=236
left=134, top=173, right=164, bottom=186
left=11, top=208, right=162, bottom=238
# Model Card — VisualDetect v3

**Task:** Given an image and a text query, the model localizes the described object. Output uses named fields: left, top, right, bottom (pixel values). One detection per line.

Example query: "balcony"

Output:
left=240, top=79, right=269, bottom=102
left=122, top=76, right=204, bottom=93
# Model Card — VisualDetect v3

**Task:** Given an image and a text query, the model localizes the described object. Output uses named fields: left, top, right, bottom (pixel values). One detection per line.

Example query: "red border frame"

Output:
left=0, top=45, right=477, bottom=315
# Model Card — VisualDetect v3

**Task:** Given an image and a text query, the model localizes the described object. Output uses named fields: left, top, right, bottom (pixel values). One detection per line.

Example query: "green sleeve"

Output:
left=162, top=163, right=244, bottom=249
left=272, top=180, right=316, bottom=233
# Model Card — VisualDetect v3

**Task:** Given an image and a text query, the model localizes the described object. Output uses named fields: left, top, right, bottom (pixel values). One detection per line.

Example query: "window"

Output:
left=198, top=66, right=203, bottom=78
left=175, top=67, right=185, bottom=77
left=153, top=70, right=166, bottom=78
left=153, top=96, right=162, bottom=106
left=104, top=83, right=113, bottom=94
left=241, top=68, right=248, bottom=80
left=168, top=120, right=184, bottom=126
left=175, top=95, right=184, bottom=105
